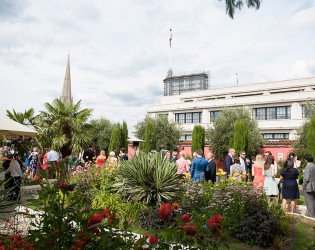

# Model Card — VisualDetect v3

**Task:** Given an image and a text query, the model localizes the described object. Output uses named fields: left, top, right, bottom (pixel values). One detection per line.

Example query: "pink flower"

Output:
left=94, top=174, right=99, bottom=178
left=82, top=178, right=85, bottom=181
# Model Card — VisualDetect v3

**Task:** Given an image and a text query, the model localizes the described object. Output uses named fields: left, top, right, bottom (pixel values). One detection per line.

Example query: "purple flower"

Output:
left=258, top=232, right=263, bottom=237
left=57, top=182, right=74, bottom=191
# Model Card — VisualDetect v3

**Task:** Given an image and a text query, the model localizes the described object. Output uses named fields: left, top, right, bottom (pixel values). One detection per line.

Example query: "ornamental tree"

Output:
left=232, top=119, right=249, bottom=156
left=143, top=120, right=156, bottom=153
left=121, top=121, right=128, bottom=152
left=307, top=114, right=315, bottom=158
left=109, top=123, right=121, bottom=153
left=191, top=125, right=205, bottom=155
left=206, top=107, right=263, bottom=160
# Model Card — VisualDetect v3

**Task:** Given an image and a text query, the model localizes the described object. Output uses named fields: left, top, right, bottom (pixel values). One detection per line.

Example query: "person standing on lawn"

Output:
left=303, top=154, right=315, bottom=218
left=280, top=158, right=300, bottom=213
left=190, top=149, right=208, bottom=184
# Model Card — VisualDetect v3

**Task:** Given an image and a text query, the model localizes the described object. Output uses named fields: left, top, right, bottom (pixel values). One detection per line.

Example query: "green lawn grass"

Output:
left=293, top=216, right=315, bottom=250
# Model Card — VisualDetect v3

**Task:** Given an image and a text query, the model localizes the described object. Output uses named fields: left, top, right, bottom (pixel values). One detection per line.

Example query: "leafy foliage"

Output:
left=307, top=114, right=315, bottom=157
left=144, top=120, right=156, bottom=153
left=35, top=99, right=92, bottom=157
left=109, top=123, right=121, bottom=153
left=232, top=119, right=249, bottom=156
left=134, top=115, right=182, bottom=151
left=89, top=118, right=114, bottom=152
left=115, top=152, right=185, bottom=206
left=206, top=107, right=263, bottom=159
left=6, top=108, right=35, bottom=126
left=191, top=125, right=205, bottom=155
left=121, top=121, right=128, bottom=151
left=219, top=0, right=261, bottom=19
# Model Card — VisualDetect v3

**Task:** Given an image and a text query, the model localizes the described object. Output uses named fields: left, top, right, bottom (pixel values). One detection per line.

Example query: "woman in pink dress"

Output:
left=176, top=151, right=190, bottom=175
left=96, top=150, right=105, bottom=167
left=252, top=154, right=265, bottom=187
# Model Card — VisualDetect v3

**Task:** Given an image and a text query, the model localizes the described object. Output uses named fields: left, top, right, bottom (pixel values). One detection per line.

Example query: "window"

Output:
left=263, top=133, right=289, bottom=140
left=158, top=114, right=168, bottom=119
left=175, top=112, right=202, bottom=124
left=210, top=111, right=221, bottom=122
left=179, top=135, right=192, bottom=140
left=254, top=106, right=291, bottom=120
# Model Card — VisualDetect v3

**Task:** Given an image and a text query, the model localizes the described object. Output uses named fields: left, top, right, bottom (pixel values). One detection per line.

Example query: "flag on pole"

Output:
left=169, top=29, right=172, bottom=48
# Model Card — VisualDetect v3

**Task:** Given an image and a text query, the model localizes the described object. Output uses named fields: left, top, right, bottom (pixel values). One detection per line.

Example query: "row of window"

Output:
left=175, top=112, right=202, bottom=124
left=179, top=133, right=290, bottom=141
left=173, top=104, right=311, bottom=124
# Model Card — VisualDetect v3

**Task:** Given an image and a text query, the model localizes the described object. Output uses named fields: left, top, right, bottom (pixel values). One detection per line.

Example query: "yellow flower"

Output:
left=247, top=182, right=251, bottom=185
left=185, top=173, right=191, bottom=178
left=204, top=192, right=207, bottom=194
left=234, top=173, right=240, bottom=177
left=86, top=156, right=88, bottom=159
left=216, top=184, right=219, bottom=187
left=258, top=183, right=263, bottom=187
left=186, top=191, right=189, bottom=195
left=216, top=172, right=220, bottom=176
left=220, top=179, right=224, bottom=183
left=106, top=167, right=109, bottom=171
left=202, top=214, right=206, bottom=218
left=119, top=154, right=122, bottom=157
left=221, top=172, right=227, bottom=176
left=92, top=156, right=96, bottom=159
left=179, top=181, right=182, bottom=184
left=242, top=172, right=246, bottom=175
left=218, top=168, right=223, bottom=172
left=198, top=183, right=202, bottom=187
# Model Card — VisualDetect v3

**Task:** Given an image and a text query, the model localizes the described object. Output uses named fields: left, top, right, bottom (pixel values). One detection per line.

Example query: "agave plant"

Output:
left=115, top=152, right=184, bottom=206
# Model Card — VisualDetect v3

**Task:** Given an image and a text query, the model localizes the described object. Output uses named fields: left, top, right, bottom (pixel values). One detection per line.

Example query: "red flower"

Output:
left=88, top=214, right=103, bottom=225
left=181, top=214, right=191, bottom=223
left=149, top=235, right=159, bottom=244
left=178, top=223, right=197, bottom=236
left=55, top=230, right=59, bottom=234
left=98, top=208, right=111, bottom=219
left=158, top=203, right=172, bottom=220
left=207, top=215, right=223, bottom=237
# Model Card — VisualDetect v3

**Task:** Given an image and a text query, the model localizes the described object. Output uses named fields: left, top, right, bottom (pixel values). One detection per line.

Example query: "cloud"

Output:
left=0, top=0, right=315, bottom=133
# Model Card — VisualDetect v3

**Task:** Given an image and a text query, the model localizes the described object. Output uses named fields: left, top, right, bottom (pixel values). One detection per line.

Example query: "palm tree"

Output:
left=36, top=98, right=92, bottom=158
left=6, top=108, right=35, bottom=125
left=222, top=0, right=261, bottom=19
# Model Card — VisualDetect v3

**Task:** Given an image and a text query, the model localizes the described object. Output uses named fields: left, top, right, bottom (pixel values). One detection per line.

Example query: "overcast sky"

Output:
left=1, top=0, right=315, bottom=133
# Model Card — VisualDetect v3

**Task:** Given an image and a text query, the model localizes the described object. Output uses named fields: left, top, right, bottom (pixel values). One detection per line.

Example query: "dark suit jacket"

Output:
left=206, top=159, right=216, bottom=183
left=225, top=155, right=233, bottom=176
left=83, top=148, right=95, bottom=163
left=121, top=154, right=128, bottom=161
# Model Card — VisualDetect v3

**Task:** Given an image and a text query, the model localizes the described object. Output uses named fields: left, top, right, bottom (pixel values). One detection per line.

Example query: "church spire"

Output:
left=60, top=53, right=72, bottom=103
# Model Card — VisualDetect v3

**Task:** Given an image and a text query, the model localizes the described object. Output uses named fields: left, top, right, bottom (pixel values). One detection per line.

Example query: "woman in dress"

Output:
left=264, top=155, right=279, bottom=202
left=96, top=150, right=105, bottom=167
left=252, top=154, right=265, bottom=188
left=107, top=151, right=118, bottom=167
left=280, top=158, right=299, bottom=213
left=176, top=151, right=190, bottom=175
left=230, top=158, right=243, bottom=181
left=28, top=147, right=38, bottom=179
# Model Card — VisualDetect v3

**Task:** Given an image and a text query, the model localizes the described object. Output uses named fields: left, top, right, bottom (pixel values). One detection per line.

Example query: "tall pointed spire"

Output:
left=60, top=53, right=72, bottom=103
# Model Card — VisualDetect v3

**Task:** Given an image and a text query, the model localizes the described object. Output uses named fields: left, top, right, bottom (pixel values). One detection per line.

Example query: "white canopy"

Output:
left=0, top=115, right=38, bottom=136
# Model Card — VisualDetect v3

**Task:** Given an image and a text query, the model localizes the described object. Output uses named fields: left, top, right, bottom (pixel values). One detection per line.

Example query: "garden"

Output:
left=1, top=152, right=314, bottom=250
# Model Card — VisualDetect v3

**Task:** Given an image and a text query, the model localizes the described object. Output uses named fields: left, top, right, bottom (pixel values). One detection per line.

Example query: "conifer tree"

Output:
left=143, top=120, right=156, bottom=153
left=191, top=125, right=205, bottom=155
left=121, top=121, right=128, bottom=152
left=233, top=119, right=249, bottom=156
left=109, top=122, right=121, bottom=153
left=307, top=115, right=315, bottom=157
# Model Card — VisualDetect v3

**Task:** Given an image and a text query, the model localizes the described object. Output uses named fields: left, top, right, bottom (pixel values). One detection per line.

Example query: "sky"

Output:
left=1, top=0, right=315, bottom=133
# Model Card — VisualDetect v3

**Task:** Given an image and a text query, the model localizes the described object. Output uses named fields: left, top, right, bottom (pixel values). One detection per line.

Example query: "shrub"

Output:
left=115, top=152, right=185, bottom=206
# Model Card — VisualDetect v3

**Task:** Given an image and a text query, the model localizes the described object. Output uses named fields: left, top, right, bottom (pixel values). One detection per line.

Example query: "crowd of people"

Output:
left=188, top=148, right=315, bottom=218
left=0, top=144, right=129, bottom=202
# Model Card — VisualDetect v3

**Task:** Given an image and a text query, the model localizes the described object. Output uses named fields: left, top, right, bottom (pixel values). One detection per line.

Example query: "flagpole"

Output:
left=169, top=28, right=172, bottom=69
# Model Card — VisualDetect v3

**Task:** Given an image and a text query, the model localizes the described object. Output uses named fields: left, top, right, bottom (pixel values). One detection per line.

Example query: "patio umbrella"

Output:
left=0, top=115, right=38, bottom=136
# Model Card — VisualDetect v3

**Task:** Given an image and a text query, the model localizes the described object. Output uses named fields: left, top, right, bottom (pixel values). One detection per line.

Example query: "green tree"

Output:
left=109, top=123, right=121, bottom=153
left=121, top=121, right=128, bottom=151
left=89, top=118, right=114, bottom=152
left=134, top=115, right=182, bottom=151
left=6, top=108, right=35, bottom=126
left=206, top=107, right=263, bottom=159
left=232, top=119, right=249, bottom=156
left=221, top=0, right=261, bottom=19
left=143, top=120, right=156, bottom=153
left=36, top=98, right=92, bottom=157
left=191, top=125, right=205, bottom=155
left=307, top=115, right=315, bottom=157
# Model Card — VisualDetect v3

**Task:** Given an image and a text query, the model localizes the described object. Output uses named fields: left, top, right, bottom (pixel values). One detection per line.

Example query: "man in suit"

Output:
left=120, top=148, right=128, bottom=161
left=171, top=151, right=178, bottom=163
left=239, top=150, right=248, bottom=174
left=225, top=148, right=235, bottom=177
left=206, top=152, right=216, bottom=184
left=303, top=154, right=315, bottom=218
left=190, top=149, right=208, bottom=183
left=83, top=145, right=95, bottom=163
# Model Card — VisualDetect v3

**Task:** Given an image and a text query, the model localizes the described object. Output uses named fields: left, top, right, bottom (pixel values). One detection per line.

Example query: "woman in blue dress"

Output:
left=280, top=158, right=299, bottom=213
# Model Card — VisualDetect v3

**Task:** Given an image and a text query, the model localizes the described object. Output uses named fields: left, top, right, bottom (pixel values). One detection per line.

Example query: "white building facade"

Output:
left=148, top=76, right=315, bottom=141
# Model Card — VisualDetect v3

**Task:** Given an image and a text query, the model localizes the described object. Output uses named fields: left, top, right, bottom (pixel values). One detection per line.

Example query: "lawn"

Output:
left=293, top=216, right=315, bottom=250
